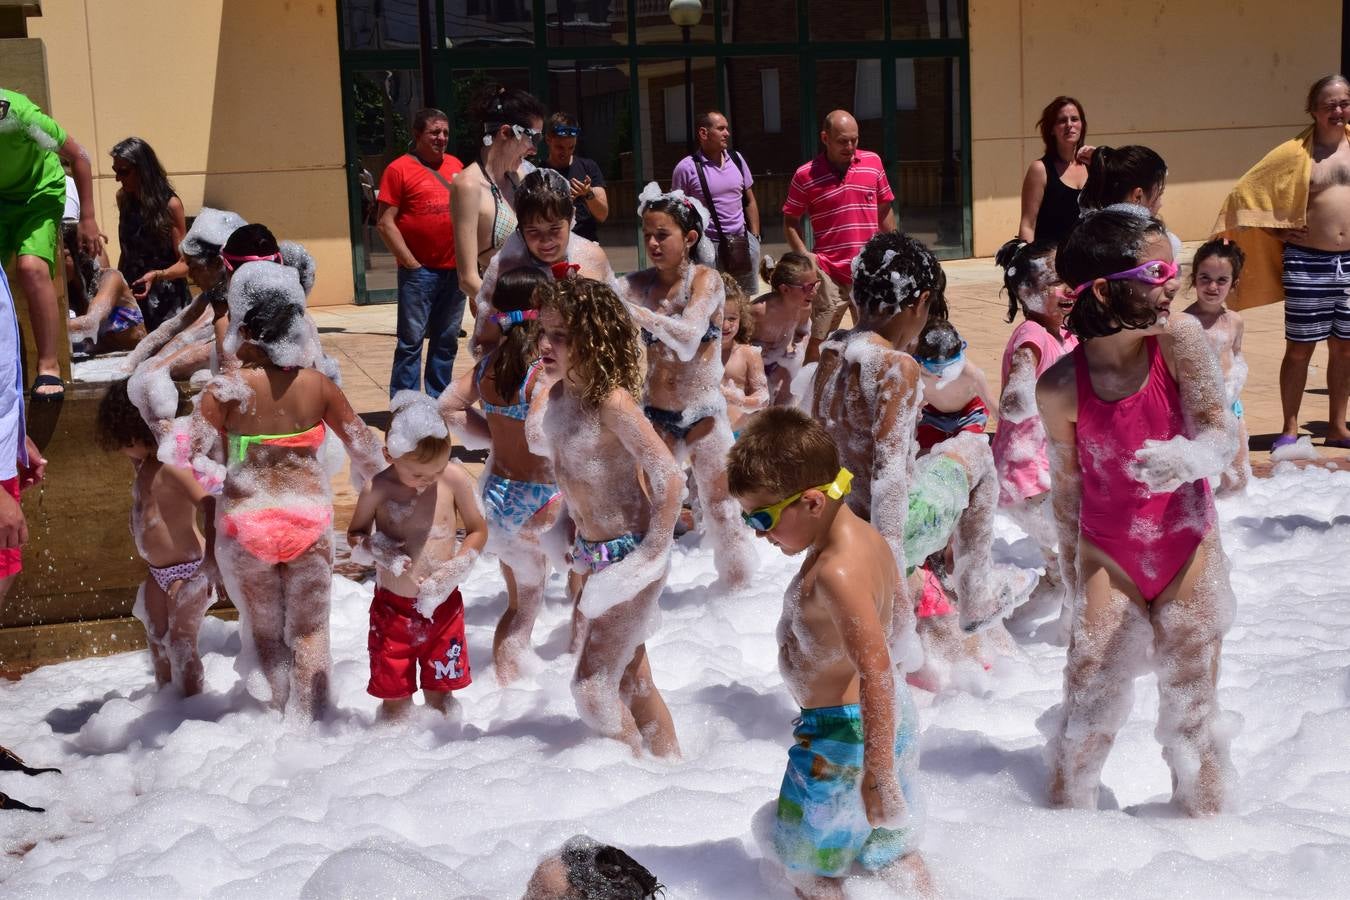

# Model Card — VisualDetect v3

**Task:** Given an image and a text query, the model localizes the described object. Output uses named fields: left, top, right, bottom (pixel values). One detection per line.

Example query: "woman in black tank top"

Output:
left=1019, top=96, right=1089, bottom=245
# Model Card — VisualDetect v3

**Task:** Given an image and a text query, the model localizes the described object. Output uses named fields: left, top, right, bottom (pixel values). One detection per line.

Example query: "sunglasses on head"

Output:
left=551, top=124, right=579, bottom=137
left=1070, top=259, right=1178, bottom=299
left=742, top=468, right=853, bottom=532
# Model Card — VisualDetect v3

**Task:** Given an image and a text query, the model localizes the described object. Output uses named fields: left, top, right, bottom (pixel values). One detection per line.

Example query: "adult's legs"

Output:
left=1278, top=340, right=1317, bottom=438
left=804, top=273, right=850, bottom=364
left=1327, top=336, right=1350, bottom=443
left=423, top=268, right=468, bottom=399
left=390, top=267, right=434, bottom=396
left=1047, top=541, right=1154, bottom=809
left=12, top=254, right=61, bottom=394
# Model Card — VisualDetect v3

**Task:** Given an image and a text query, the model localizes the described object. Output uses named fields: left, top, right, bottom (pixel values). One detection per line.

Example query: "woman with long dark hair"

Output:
left=1018, top=96, right=1089, bottom=245
left=111, top=137, right=190, bottom=331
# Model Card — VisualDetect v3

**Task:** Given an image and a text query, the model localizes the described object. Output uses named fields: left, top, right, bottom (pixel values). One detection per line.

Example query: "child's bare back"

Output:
left=133, top=458, right=207, bottom=568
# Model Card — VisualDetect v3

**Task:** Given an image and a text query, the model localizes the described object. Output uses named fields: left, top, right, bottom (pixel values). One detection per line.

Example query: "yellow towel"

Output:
left=1211, top=125, right=1350, bottom=311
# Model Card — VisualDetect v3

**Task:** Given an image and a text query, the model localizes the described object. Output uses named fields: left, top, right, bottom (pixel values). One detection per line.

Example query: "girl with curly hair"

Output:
left=529, top=276, right=683, bottom=757
left=617, top=184, right=755, bottom=589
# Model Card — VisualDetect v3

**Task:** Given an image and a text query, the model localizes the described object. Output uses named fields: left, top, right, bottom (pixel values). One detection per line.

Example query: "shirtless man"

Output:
left=347, top=392, right=487, bottom=719
left=1273, top=75, right=1350, bottom=447
left=728, top=408, right=933, bottom=899
left=810, top=232, right=1030, bottom=673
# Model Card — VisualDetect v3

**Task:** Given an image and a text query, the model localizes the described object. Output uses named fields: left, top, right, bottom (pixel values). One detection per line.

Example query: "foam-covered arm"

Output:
left=524, top=380, right=556, bottom=459
left=738, top=347, right=770, bottom=411
left=321, top=376, right=385, bottom=490
left=622, top=266, right=724, bottom=362
left=350, top=532, right=412, bottom=578
left=415, top=549, right=479, bottom=618
left=998, top=346, right=1040, bottom=425
left=438, top=368, right=492, bottom=450
left=126, top=293, right=210, bottom=370
left=1129, top=318, right=1238, bottom=492
left=1037, top=364, right=1081, bottom=598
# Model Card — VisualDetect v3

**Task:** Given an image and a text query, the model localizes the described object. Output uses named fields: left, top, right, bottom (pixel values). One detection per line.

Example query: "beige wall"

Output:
left=968, top=0, right=1342, bottom=257
left=28, top=0, right=355, bottom=305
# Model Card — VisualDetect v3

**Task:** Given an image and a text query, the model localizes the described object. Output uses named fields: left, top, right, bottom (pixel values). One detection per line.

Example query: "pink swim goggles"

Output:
left=1069, top=259, right=1178, bottom=299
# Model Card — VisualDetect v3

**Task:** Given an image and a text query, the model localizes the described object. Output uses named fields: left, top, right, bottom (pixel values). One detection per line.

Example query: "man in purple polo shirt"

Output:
left=783, top=109, right=896, bottom=361
left=671, top=110, right=762, bottom=294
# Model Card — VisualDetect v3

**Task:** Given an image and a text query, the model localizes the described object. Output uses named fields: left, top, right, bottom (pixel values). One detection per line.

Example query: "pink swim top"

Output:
left=1074, top=337, right=1214, bottom=601
left=991, top=319, right=1078, bottom=505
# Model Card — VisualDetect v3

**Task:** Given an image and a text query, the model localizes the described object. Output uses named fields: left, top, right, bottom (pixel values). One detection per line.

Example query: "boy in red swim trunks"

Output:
left=347, top=392, right=487, bottom=719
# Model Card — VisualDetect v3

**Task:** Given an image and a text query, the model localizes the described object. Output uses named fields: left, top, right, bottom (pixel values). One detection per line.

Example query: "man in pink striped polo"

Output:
left=783, top=110, right=896, bottom=361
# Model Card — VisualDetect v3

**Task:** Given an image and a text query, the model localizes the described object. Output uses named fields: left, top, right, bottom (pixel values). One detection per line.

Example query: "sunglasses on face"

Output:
left=741, top=468, right=853, bottom=532
left=792, top=280, right=820, bottom=292
left=511, top=124, right=543, bottom=142
left=1069, top=259, right=1178, bottom=300
left=551, top=125, right=579, bottom=137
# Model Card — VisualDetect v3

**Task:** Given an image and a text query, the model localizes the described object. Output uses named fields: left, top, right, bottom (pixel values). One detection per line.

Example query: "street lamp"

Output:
left=669, top=0, right=703, bottom=152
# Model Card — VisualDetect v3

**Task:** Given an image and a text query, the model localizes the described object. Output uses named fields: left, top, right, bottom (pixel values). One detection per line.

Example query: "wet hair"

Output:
left=401, top=433, right=452, bottom=464
left=760, top=251, right=814, bottom=293
left=720, top=273, right=751, bottom=343
left=916, top=319, right=963, bottom=363
left=471, top=84, right=548, bottom=131
left=559, top=837, right=663, bottom=900
left=491, top=266, right=549, bottom=397
left=728, top=406, right=840, bottom=501
left=996, top=238, right=1057, bottom=323
left=95, top=378, right=161, bottom=452
left=1036, top=96, right=1087, bottom=159
left=222, top=224, right=280, bottom=260
left=1306, top=74, right=1350, bottom=114
left=515, top=169, right=575, bottom=226
left=1058, top=208, right=1170, bottom=340
left=1190, top=238, right=1246, bottom=287
left=110, top=137, right=177, bottom=240
left=1080, top=145, right=1167, bottom=212
left=411, top=107, right=449, bottom=134
left=536, top=277, right=642, bottom=410
left=548, top=110, right=578, bottom=131
left=640, top=193, right=705, bottom=245
left=239, top=294, right=304, bottom=355
left=849, top=232, right=948, bottom=321
left=180, top=208, right=247, bottom=265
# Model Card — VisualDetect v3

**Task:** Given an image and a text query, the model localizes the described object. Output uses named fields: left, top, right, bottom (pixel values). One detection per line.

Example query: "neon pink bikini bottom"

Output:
left=222, top=505, right=333, bottom=564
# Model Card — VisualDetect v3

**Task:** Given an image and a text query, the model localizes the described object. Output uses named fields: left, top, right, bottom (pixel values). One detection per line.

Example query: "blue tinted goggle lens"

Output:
left=552, top=125, right=579, bottom=137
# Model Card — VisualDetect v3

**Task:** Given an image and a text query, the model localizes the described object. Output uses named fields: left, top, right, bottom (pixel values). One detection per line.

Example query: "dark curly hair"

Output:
left=95, top=378, right=164, bottom=452
left=996, top=238, right=1058, bottom=323
left=515, top=168, right=575, bottom=226
left=1058, top=208, right=1170, bottom=340
left=490, top=266, right=548, bottom=397
left=240, top=295, right=303, bottom=350
left=536, top=276, right=643, bottom=410
left=1080, top=145, right=1167, bottom=212
left=1190, top=238, right=1246, bottom=287
left=849, top=231, right=948, bottom=321
left=560, top=837, right=664, bottom=899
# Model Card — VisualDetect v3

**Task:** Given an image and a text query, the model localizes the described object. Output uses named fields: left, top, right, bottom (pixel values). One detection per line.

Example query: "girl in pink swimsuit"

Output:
left=1036, top=208, right=1239, bottom=817
left=197, top=262, right=384, bottom=719
left=990, top=239, right=1079, bottom=627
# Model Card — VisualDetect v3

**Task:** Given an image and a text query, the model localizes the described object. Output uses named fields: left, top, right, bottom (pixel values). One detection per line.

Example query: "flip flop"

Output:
left=0, top=793, right=44, bottom=813
left=28, top=373, right=65, bottom=402
left=1325, top=437, right=1350, bottom=449
left=0, top=747, right=61, bottom=776
left=1270, top=434, right=1300, bottom=450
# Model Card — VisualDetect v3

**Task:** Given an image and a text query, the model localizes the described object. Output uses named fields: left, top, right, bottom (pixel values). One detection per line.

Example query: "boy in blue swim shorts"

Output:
left=728, top=407, right=934, bottom=897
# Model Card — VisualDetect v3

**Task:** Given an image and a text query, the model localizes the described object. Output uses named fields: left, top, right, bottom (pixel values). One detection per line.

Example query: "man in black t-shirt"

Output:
left=541, top=112, right=608, bottom=242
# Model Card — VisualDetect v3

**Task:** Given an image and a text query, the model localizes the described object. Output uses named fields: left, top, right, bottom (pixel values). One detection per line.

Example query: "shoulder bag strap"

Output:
left=732, top=150, right=751, bottom=210
left=410, top=153, right=455, bottom=194
left=692, top=152, right=729, bottom=245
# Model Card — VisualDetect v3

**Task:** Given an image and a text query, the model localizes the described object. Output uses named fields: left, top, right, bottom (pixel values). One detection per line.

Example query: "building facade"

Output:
left=17, top=0, right=1345, bottom=306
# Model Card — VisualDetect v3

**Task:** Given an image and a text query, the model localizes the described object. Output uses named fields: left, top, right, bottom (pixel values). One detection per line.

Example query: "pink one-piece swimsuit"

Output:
left=1073, top=337, right=1215, bottom=601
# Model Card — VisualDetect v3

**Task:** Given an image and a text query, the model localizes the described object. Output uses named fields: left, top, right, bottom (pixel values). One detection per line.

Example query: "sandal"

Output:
left=28, top=373, right=65, bottom=402
left=1270, top=434, right=1300, bottom=450
left=0, top=792, right=44, bottom=813
left=0, top=746, right=60, bottom=776
left=1325, top=437, right=1350, bottom=450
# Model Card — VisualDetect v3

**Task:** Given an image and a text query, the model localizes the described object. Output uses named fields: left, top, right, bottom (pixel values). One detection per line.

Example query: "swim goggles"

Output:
left=551, top=124, right=580, bottom=137
left=1069, top=259, right=1178, bottom=299
left=221, top=250, right=283, bottom=272
left=916, top=340, right=966, bottom=376
left=742, top=468, right=853, bottom=532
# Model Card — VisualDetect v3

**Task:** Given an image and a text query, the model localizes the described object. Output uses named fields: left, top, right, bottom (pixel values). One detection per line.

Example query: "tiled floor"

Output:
left=314, top=247, right=1348, bottom=524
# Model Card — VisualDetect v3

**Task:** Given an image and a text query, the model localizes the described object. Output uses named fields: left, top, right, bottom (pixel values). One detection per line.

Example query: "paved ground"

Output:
left=314, top=246, right=1349, bottom=526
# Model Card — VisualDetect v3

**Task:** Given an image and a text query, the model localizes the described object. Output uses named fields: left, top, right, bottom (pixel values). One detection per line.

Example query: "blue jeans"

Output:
left=391, top=265, right=466, bottom=398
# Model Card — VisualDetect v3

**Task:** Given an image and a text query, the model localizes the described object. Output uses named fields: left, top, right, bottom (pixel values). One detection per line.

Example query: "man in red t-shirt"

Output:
left=376, top=108, right=466, bottom=398
left=783, top=109, right=896, bottom=361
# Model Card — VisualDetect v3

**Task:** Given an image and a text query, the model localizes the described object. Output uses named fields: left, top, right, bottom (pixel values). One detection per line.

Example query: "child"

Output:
left=440, top=266, right=561, bottom=684
left=96, top=378, right=215, bottom=696
left=347, top=392, right=487, bottom=719
left=989, top=239, right=1079, bottom=621
left=1036, top=207, right=1238, bottom=815
left=197, top=262, right=385, bottom=719
left=1181, top=238, right=1250, bottom=494
left=619, top=184, right=755, bottom=590
left=525, top=836, right=664, bottom=900
left=719, top=273, right=769, bottom=432
left=474, top=169, right=618, bottom=356
left=727, top=407, right=932, bottom=899
left=529, top=277, right=683, bottom=757
left=750, top=253, right=816, bottom=404
left=811, top=232, right=1031, bottom=674
left=912, top=319, right=995, bottom=455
